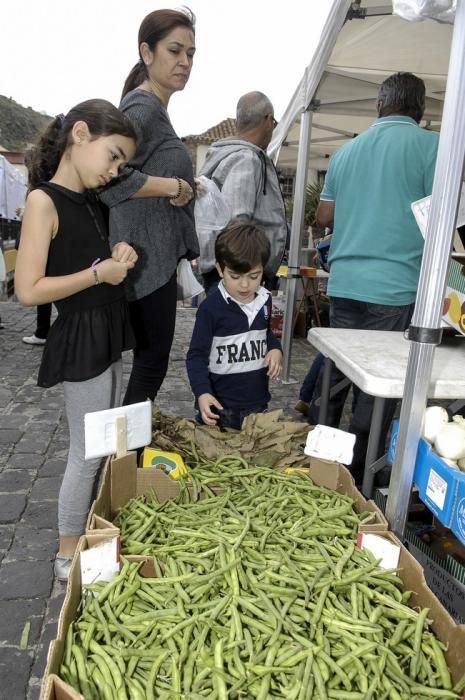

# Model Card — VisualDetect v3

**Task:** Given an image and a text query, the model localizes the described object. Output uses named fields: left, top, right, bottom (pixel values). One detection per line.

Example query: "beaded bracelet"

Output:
left=91, top=257, right=100, bottom=285
left=173, top=176, right=182, bottom=200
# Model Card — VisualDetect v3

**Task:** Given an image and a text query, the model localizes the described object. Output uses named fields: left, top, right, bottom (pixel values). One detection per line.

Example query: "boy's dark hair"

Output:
left=27, top=99, right=137, bottom=190
left=215, top=221, right=270, bottom=273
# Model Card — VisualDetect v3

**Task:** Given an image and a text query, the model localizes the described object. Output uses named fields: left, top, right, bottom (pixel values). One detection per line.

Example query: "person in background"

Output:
left=100, top=8, right=198, bottom=406
left=295, top=352, right=325, bottom=417
left=15, top=100, right=138, bottom=581
left=186, top=221, right=283, bottom=430
left=309, top=72, right=439, bottom=484
left=22, top=303, right=52, bottom=345
left=198, top=91, right=287, bottom=293
left=0, top=239, right=4, bottom=329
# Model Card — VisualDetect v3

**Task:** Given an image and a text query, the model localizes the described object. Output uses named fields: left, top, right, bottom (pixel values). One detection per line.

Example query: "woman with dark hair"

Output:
left=101, top=8, right=199, bottom=405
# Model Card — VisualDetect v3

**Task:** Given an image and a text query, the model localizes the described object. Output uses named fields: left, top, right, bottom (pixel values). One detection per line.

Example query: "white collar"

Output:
left=219, top=280, right=269, bottom=325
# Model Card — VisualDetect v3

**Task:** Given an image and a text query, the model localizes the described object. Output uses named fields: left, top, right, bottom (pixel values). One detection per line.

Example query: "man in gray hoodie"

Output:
left=198, top=91, right=287, bottom=291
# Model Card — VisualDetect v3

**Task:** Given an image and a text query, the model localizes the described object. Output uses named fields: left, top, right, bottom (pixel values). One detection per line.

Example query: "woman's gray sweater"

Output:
left=100, top=89, right=199, bottom=301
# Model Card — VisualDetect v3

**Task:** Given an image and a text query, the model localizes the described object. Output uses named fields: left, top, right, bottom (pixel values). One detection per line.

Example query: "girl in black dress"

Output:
left=15, top=100, right=138, bottom=580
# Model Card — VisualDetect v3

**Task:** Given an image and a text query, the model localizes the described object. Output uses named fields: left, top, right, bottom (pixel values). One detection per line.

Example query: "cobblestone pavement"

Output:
left=0, top=300, right=322, bottom=700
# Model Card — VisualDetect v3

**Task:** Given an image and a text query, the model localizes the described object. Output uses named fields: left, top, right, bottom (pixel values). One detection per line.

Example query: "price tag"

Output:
left=304, top=424, right=356, bottom=464
left=426, top=468, right=447, bottom=510
left=80, top=536, right=120, bottom=587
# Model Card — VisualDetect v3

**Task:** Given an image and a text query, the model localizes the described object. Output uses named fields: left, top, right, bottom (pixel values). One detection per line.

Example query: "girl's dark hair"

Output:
left=122, top=8, right=195, bottom=99
left=215, top=221, right=271, bottom=273
left=27, top=99, right=137, bottom=190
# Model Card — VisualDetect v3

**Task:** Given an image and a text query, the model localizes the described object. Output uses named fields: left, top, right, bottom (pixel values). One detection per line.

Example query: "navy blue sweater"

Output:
left=186, top=289, right=282, bottom=411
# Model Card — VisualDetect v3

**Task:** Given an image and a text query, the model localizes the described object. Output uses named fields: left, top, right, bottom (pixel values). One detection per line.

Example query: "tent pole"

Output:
left=280, top=107, right=313, bottom=382
left=386, top=0, right=465, bottom=536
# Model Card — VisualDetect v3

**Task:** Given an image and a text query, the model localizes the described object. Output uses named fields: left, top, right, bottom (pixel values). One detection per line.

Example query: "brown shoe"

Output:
left=294, top=400, right=310, bottom=417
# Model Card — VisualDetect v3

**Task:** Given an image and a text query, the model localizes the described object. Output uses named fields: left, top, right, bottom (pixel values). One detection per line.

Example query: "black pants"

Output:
left=36, top=303, right=52, bottom=339
left=123, top=273, right=177, bottom=405
left=309, top=297, right=415, bottom=482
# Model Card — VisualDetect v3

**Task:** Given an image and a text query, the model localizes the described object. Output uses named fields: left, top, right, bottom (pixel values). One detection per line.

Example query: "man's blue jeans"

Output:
left=299, top=353, right=325, bottom=404
left=309, top=297, right=415, bottom=482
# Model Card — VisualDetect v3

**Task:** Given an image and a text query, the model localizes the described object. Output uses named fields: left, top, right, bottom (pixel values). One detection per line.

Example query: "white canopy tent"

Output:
left=0, top=155, right=27, bottom=221
left=268, top=0, right=453, bottom=382
left=271, top=0, right=465, bottom=538
left=270, top=0, right=450, bottom=171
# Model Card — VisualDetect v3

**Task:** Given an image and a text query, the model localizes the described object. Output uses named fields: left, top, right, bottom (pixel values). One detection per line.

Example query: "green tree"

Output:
left=284, top=180, right=325, bottom=237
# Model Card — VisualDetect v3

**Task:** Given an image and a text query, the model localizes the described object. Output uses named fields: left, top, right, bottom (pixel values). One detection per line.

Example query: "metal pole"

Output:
left=281, top=108, right=313, bottom=382
left=386, top=0, right=465, bottom=535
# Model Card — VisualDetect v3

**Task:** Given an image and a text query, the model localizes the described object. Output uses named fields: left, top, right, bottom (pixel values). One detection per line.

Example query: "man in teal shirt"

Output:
left=310, top=72, right=439, bottom=484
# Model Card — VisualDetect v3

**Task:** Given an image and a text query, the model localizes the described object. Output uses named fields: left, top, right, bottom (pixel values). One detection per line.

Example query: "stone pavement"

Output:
left=0, top=299, right=319, bottom=700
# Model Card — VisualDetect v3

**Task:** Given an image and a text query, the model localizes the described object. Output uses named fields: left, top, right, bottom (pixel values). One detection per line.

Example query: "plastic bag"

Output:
left=316, top=234, right=332, bottom=273
left=176, top=259, right=204, bottom=301
left=0, top=250, right=5, bottom=283
left=194, top=175, right=231, bottom=273
left=393, top=0, right=455, bottom=22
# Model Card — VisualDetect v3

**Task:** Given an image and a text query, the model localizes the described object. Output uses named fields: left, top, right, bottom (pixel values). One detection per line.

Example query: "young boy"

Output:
left=186, top=221, right=283, bottom=429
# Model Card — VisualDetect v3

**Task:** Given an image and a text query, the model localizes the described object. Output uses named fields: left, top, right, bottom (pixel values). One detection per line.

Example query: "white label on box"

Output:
left=357, top=533, right=401, bottom=573
left=84, top=400, right=152, bottom=459
left=426, top=468, right=447, bottom=510
left=80, top=537, right=120, bottom=587
left=304, top=424, right=356, bottom=464
left=411, top=184, right=465, bottom=238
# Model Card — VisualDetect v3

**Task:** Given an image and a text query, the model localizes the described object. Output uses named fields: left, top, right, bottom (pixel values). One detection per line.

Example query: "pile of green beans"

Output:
left=59, top=458, right=463, bottom=698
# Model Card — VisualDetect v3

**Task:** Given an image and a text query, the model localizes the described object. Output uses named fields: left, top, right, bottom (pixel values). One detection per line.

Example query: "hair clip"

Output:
left=175, top=5, right=196, bottom=25
left=56, top=113, right=65, bottom=127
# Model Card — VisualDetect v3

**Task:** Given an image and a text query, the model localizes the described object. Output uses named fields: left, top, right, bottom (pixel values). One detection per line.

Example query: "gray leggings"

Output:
left=59, top=360, right=122, bottom=536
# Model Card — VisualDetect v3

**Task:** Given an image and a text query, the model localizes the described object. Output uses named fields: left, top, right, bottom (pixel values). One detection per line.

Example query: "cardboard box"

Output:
left=305, top=456, right=388, bottom=532
left=41, top=534, right=158, bottom=700
left=86, top=451, right=387, bottom=535
left=41, top=530, right=465, bottom=699
left=443, top=258, right=465, bottom=334
left=270, top=290, right=285, bottom=337
left=365, top=531, right=465, bottom=690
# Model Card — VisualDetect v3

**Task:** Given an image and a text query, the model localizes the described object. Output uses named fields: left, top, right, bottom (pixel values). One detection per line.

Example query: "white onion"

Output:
left=421, top=406, right=449, bottom=443
left=434, top=422, right=465, bottom=460
left=441, top=457, right=459, bottom=470
left=457, top=458, right=465, bottom=472
left=452, top=414, right=465, bottom=429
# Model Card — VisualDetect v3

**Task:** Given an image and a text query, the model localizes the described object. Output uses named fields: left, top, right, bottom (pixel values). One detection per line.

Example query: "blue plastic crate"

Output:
left=451, top=479, right=465, bottom=544
left=387, top=420, right=465, bottom=544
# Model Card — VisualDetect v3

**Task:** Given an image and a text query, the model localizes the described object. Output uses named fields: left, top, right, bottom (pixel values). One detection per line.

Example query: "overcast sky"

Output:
left=0, top=1, right=330, bottom=137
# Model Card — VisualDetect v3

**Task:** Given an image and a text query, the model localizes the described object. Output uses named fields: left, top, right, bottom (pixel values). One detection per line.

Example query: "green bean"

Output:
left=91, top=666, right=114, bottom=700
left=312, top=657, right=328, bottom=700
left=145, top=649, right=170, bottom=700
left=410, top=607, right=430, bottom=679
left=429, top=633, right=452, bottom=689
left=88, top=641, right=125, bottom=695
left=409, top=686, right=459, bottom=697
left=72, top=644, right=94, bottom=699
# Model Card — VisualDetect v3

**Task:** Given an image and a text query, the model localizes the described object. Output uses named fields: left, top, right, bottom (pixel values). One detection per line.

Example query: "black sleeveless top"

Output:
left=37, top=183, right=135, bottom=388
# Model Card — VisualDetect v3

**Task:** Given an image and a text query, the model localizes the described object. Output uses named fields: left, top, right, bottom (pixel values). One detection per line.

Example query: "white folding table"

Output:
left=307, top=327, right=465, bottom=497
